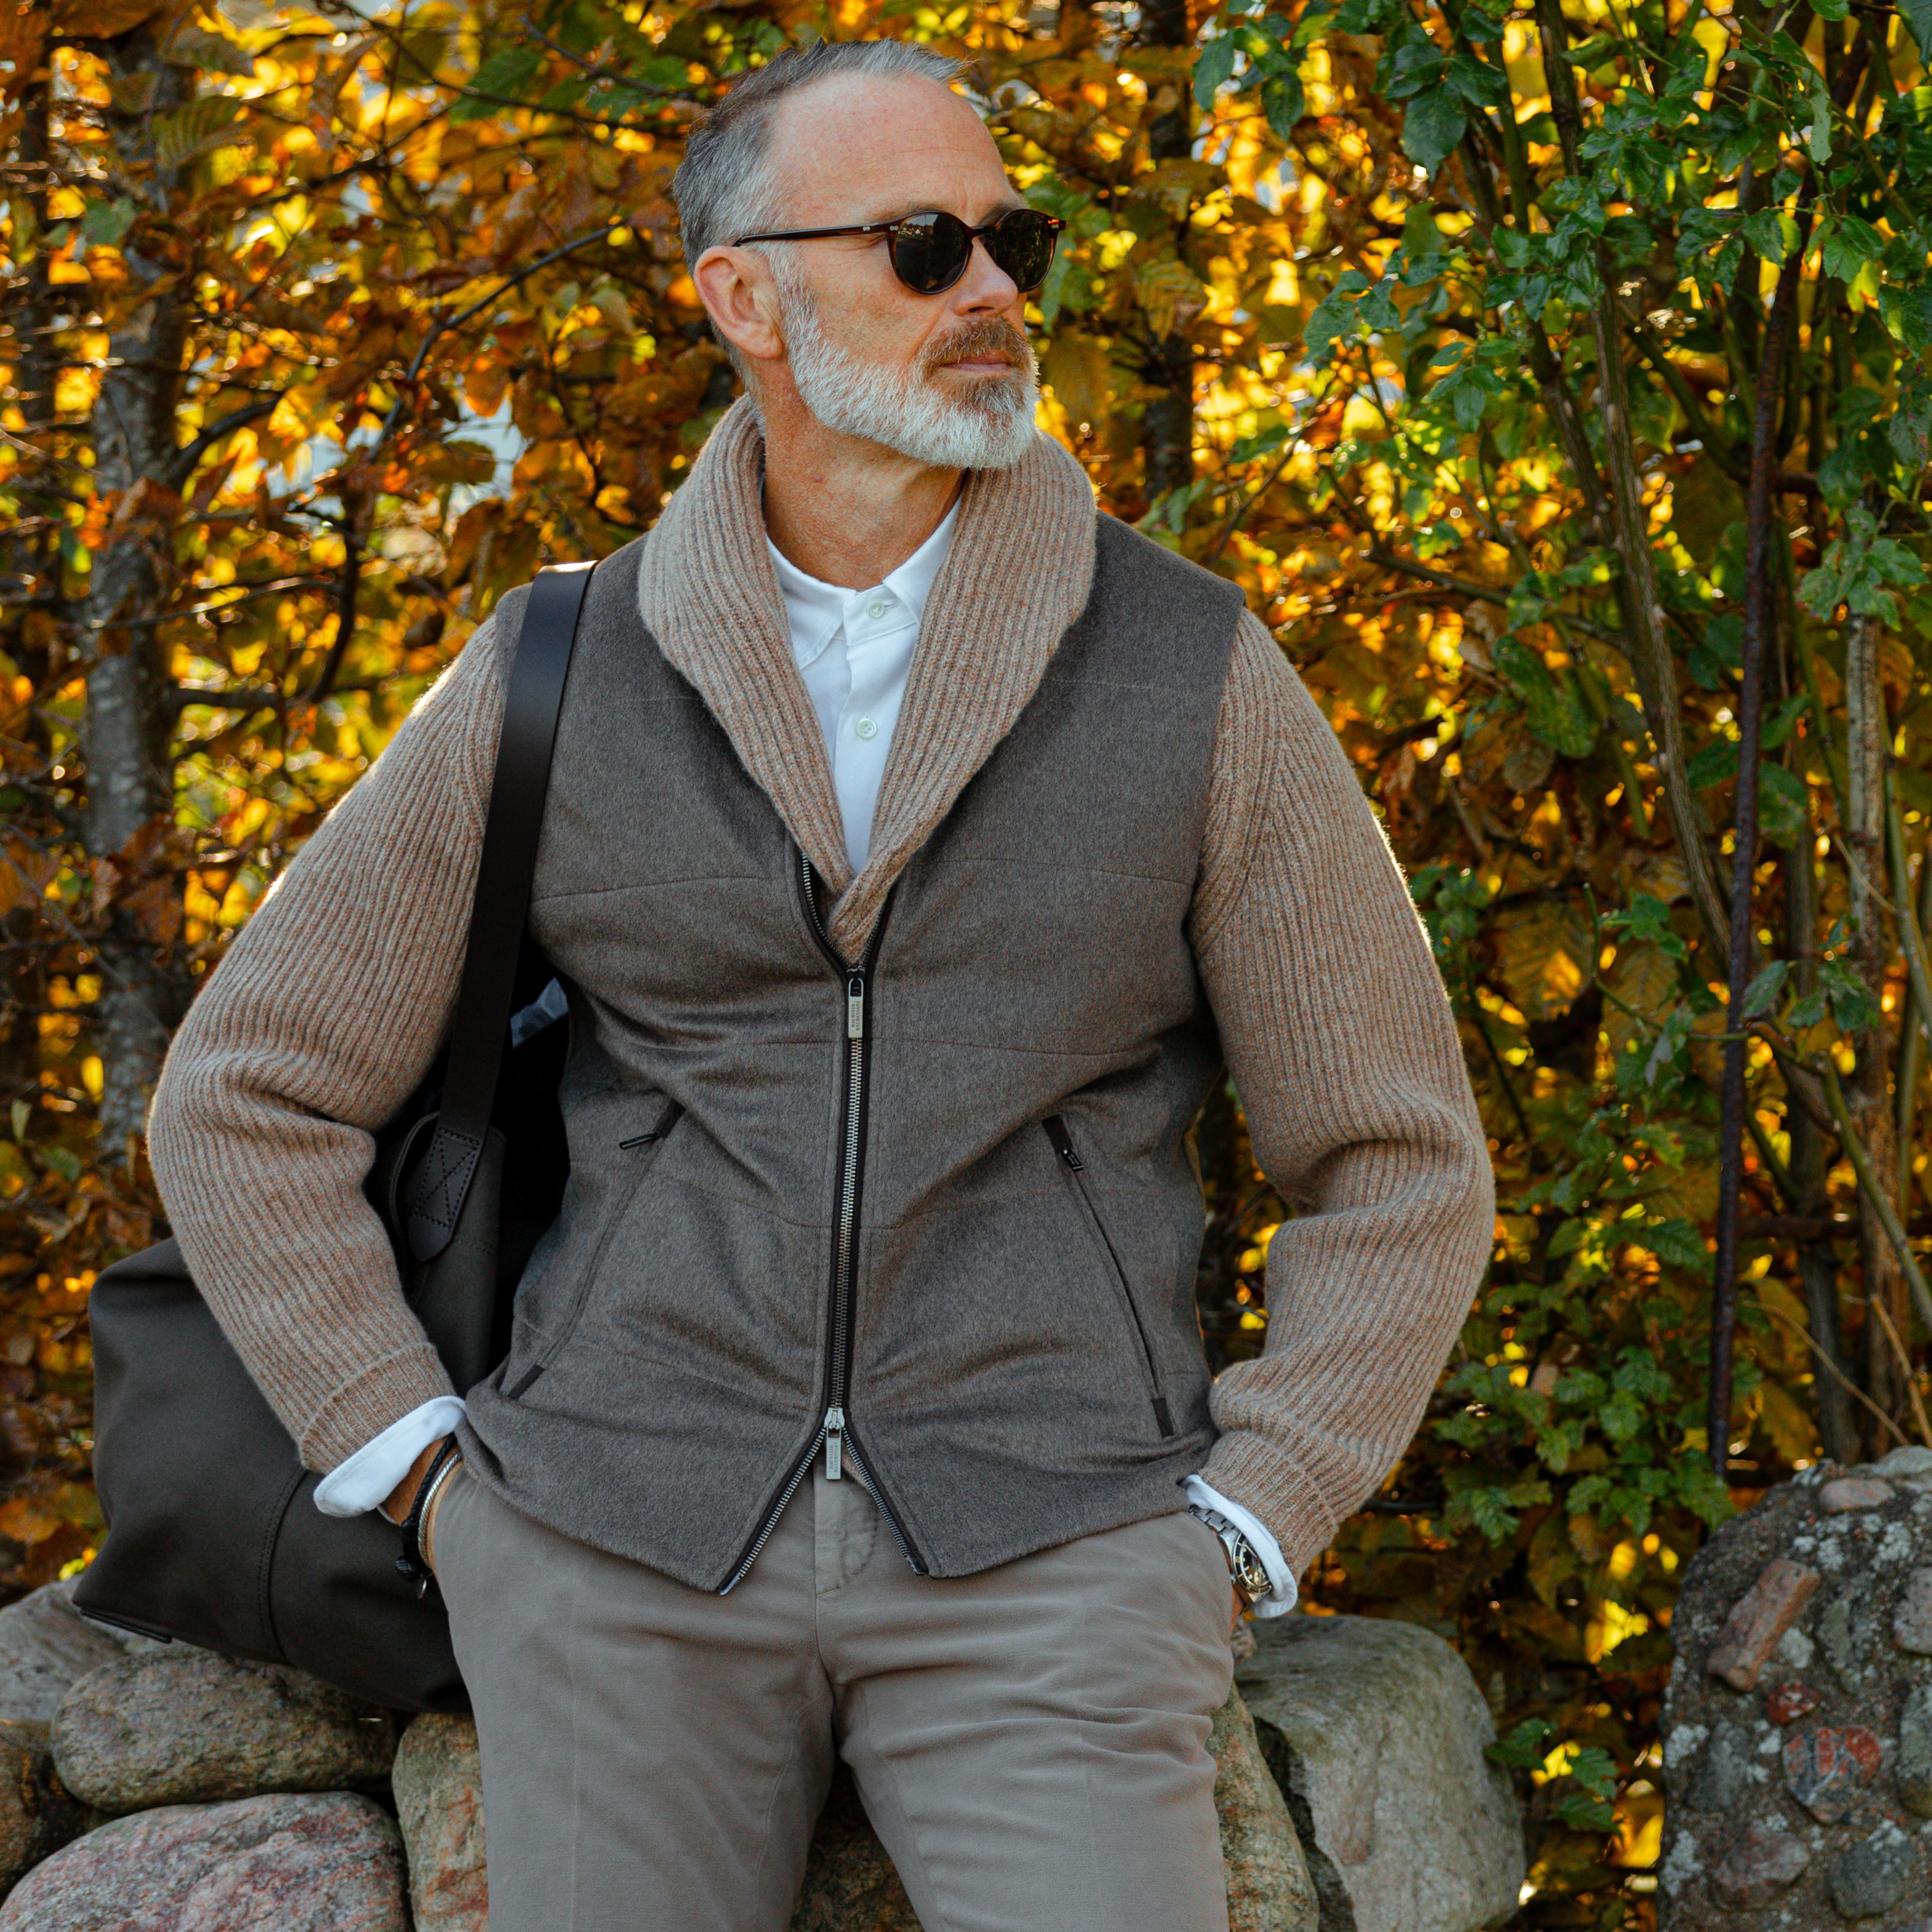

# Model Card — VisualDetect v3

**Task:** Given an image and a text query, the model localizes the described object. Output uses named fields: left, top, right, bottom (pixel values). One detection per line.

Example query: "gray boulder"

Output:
left=0, top=1791, right=406, bottom=1930
left=392, top=1714, right=486, bottom=1932
left=1236, top=1615, right=1524, bottom=1932
left=1207, top=1681, right=1319, bottom=1932
left=52, top=1651, right=398, bottom=1814
left=0, top=1586, right=126, bottom=1728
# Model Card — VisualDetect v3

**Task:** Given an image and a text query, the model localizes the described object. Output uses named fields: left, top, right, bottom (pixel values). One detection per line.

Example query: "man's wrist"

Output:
left=1181, top=1475, right=1298, bottom=1615
left=381, top=1435, right=452, bottom=1525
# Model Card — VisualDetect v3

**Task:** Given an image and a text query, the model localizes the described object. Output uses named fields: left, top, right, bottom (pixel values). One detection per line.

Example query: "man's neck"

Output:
left=758, top=389, right=962, bottom=589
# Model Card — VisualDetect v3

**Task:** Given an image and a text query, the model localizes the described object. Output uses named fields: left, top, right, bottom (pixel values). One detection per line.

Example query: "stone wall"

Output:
left=1660, top=1445, right=1932, bottom=1930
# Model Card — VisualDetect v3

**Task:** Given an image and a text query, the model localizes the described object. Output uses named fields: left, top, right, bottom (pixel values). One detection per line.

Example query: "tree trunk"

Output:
left=1787, top=826, right=1860, bottom=1464
left=82, top=30, right=194, bottom=1155
left=1139, top=0, right=1194, bottom=507
left=1843, top=610, right=1906, bottom=1443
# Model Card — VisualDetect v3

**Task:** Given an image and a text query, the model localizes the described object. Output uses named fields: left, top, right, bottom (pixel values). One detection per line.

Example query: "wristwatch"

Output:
left=1188, top=1503, right=1274, bottom=1607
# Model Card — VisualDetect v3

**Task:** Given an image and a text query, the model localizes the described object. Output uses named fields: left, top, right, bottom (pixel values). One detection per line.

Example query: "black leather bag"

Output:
left=74, top=564, right=595, bottom=1712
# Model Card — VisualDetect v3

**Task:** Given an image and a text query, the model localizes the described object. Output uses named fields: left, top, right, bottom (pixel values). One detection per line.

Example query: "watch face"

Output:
left=1233, top=1541, right=1271, bottom=1597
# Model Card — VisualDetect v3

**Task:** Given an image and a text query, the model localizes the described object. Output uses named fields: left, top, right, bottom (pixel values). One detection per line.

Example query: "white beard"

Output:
left=772, top=259, right=1040, bottom=470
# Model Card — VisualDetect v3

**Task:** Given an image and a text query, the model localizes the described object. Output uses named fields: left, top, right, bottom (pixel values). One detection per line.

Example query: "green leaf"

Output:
left=1901, top=0, right=1932, bottom=54
left=1554, top=1791, right=1616, bottom=1833
left=1742, top=208, right=1792, bottom=266
left=1485, top=1717, right=1556, bottom=1769
left=1644, top=1217, right=1712, bottom=1272
left=1559, top=33, right=1621, bottom=65
left=1686, top=735, right=1738, bottom=788
left=152, top=94, right=242, bottom=169
left=1193, top=32, right=1239, bottom=109
left=453, top=44, right=544, bottom=121
left=80, top=198, right=137, bottom=249
left=1822, top=217, right=1885, bottom=284
left=1569, top=1745, right=1619, bottom=1799
left=1229, top=424, right=1290, bottom=465
left=1741, top=959, right=1788, bottom=1019
left=1494, top=637, right=1598, bottom=758
left=1758, top=762, right=1808, bottom=848
left=40, top=1145, right=82, bottom=1182
left=1605, top=893, right=1687, bottom=961
left=1260, top=69, right=1307, bottom=138
left=1401, top=91, right=1468, bottom=178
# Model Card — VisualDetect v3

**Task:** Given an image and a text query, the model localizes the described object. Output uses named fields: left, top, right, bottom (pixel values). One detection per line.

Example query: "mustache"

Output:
left=922, top=317, right=1032, bottom=376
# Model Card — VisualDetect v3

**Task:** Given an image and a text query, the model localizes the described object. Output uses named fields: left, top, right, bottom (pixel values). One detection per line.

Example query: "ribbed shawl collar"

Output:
left=636, top=396, right=1099, bottom=958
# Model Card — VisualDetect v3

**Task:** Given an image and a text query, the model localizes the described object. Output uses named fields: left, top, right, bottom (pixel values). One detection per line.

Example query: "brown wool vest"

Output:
left=457, top=514, right=1247, bottom=1590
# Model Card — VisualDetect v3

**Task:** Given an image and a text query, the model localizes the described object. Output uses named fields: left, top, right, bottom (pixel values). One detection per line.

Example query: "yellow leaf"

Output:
left=1042, top=331, right=1112, bottom=429
left=1494, top=897, right=1593, bottom=1024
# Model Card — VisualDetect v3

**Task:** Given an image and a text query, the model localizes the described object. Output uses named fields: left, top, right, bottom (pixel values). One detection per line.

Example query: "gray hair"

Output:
left=671, top=41, right=968, bottom=268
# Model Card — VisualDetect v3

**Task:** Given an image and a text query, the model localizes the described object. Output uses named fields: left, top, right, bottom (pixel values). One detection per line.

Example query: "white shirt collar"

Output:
left=767, top=498, right=960, bottom=672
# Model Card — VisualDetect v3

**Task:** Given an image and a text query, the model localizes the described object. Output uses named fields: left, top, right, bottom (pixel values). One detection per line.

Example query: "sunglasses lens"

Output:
left=986, top=211, right=1060, bottom=293
left=888, top=213, right=972, bottom=295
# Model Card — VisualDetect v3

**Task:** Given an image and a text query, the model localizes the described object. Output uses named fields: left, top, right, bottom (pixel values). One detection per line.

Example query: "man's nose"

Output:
left=954, top=233, right=1020, bottom=311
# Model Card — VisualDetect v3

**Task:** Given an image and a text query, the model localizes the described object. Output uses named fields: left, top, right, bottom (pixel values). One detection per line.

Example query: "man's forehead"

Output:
left=765, top=74, right=1012, bottom=223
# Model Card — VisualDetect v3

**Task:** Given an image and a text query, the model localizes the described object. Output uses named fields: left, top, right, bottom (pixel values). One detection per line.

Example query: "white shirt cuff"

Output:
left=313, top=1397, right=467, bottom=1518
left=1184, top=1474, right=1298, bottom=1616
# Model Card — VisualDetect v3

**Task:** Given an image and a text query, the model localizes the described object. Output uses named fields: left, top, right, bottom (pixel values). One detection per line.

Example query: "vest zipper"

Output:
left=1042, top=1114, right=1177, bottom=1438
left=719, top=852, right=924, bottom=1593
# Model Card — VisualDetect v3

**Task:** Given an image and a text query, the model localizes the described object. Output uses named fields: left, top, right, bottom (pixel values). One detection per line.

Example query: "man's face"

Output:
left=752, top=75, right=1040, bottom=468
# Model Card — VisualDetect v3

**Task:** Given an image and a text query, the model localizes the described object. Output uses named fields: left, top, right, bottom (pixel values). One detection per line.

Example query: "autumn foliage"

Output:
left=7, top=0, right=1932, bottom=1921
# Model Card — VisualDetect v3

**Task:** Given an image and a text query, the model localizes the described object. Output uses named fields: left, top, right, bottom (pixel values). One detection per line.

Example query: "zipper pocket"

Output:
left=504, top=1099, right=683, bottom=1399
left=1042, top=1114, right=1176, bottom=1438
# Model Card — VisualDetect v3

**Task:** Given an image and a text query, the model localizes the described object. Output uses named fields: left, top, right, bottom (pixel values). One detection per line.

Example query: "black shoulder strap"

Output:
left=407, top=561, right=595, bottom=1263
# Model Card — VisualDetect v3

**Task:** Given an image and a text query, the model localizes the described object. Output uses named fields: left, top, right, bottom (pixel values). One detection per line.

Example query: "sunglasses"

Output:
left=731, top=207, right=1066, bottom=297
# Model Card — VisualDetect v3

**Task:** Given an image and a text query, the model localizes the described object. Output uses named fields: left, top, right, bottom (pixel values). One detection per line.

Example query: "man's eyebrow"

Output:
left=862, top=196, right=1028, bottom=225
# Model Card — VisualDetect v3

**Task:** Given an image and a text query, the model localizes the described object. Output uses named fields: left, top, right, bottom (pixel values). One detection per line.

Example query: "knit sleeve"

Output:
left=1190, top=609, right=1495, bottom=1576
left=145, top=619, right=505, bottom=1472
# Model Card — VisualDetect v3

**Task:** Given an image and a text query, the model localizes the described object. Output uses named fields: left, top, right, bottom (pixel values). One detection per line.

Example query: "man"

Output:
left=148, top=38, right=1492, bottom=1932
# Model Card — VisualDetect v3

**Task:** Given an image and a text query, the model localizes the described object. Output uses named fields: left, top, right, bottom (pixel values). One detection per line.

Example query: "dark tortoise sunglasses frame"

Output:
left=730, top=207, right=1066, bottom=297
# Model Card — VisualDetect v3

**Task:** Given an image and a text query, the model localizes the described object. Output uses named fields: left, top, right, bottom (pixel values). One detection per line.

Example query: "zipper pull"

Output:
left=824, top=1406, right=845, bottom=1480
left=847, top=974, right=865, bottom=1041
left=1043, top=1114, right=1083, bottom=1171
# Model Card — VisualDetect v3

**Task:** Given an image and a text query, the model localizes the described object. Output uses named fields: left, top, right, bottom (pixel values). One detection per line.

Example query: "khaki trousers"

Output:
left=434, top=1463, right=1236, bottom=1932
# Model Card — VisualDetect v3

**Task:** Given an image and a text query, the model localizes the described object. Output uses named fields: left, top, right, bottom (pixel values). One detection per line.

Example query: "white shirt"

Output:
left=317, top=504, right=1293, bottom=1615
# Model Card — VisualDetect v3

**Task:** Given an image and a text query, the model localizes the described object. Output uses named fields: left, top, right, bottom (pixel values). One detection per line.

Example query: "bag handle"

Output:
left=407, top=562, right=596, bottom=1263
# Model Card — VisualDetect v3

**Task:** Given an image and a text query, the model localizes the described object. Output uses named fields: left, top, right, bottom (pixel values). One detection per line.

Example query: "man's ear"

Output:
left=692, top=246, right=787, bottom=367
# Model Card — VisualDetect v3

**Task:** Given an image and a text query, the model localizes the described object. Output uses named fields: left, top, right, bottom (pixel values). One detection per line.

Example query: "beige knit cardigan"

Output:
left=146, top=400, right=1495, bottom=1578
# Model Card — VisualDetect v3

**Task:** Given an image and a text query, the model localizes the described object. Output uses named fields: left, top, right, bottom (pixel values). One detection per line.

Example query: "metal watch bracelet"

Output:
left=1187, top=1502, right=1273, bottom=1606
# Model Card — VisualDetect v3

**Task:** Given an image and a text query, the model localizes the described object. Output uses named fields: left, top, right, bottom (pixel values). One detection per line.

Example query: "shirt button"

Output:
left=865, top=600, right=888, bottom=620
left=854, top=717, right=878, bottom=741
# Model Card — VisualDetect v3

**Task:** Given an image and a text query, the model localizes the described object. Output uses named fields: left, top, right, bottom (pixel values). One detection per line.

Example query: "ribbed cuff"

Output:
left=1198, top=1430, right=1339, bottom=1579
left=297, top=1343, right=458, bottom=1473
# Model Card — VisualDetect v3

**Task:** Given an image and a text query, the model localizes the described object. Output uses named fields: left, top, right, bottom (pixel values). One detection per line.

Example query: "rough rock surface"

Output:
left=1206, top=1681, right=1320, bottom=1932
left=52, top=1651, right=399, bottom=1815
left=787, top=1765, right=919, bottom=1932
left=1236, top=1613, right=1524, bottom=1932
left=0, top=1791, right=407, bottom=1931
left=0, top=1720, right=87, bottom=1898
left=1660, top=1446, right=1932, bottom=1929
left=392, top=1715, right=486, bottom=1932
left=0, top=1585, right=127, bottom=1728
